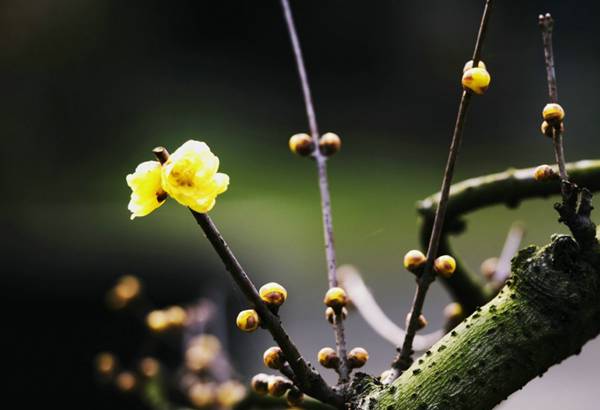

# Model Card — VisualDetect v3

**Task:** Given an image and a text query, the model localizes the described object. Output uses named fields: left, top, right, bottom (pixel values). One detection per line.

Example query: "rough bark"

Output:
left=351, top=234, right=600, bottom=409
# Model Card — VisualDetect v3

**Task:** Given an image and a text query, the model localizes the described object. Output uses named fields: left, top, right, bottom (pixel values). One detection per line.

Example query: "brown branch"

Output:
left=280, top=0, right=350, bottom=383
left=152, top=147, right=342, bottom=407
left=388, top=0, right=495, bottom=378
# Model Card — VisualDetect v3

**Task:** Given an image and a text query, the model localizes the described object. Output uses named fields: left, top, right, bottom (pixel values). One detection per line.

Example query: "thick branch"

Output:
left=352, top=235, right=600, bottom=409
left=418, top=160, right=600, bottom=310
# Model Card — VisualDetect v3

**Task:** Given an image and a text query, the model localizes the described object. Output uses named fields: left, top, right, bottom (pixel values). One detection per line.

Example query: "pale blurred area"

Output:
left=2, top=0, right=599, bottom=409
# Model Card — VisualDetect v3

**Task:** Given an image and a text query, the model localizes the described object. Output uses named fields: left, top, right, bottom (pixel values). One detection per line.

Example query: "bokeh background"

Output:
left=3, top=0, right=600, bottom=408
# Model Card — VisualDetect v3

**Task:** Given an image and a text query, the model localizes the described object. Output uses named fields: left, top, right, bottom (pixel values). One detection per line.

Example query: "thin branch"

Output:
left=539, top=13, right=569, bottom=183
left=338, top=265, right=443, bottom=350
left=279, top=0, right=350, bottom=383
left=417, top=160, right=600, bottom=310
left=389, top=0, right=495, bottom=378
left=152, top=147, right=342, bottom=407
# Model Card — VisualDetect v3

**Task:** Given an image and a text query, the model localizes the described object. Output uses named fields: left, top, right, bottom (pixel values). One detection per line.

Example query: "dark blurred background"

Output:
left=2, top=0, right=600, bottom=408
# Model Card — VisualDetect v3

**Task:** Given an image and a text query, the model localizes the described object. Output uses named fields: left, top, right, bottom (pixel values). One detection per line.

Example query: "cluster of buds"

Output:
left=403, top=250, right=457, bottom=279
left=95, top=352, right=162, bottom=394
left=185, top=379, right=247, bottom=409
left=540, top=103, right=565, bottom=138
left=462, top=60, right=491, bottom=95
left=146, top=305, right=188, bottom=332
left=289, top=132, right=342, bottom=157
left=317, top=346, right=369, bottom=371
left=251, top=373, right=303, bottom=406
left=235, top=282, right=288, bottom=333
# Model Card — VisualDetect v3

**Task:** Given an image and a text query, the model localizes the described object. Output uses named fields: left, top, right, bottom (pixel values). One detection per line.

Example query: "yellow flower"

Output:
left=161, top=140, right=229, bottom=213
left=126, top=161, right=167, bottom=220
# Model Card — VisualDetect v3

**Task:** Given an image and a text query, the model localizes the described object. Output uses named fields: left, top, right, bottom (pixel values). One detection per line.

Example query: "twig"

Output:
left=279, top=0, right=350, bottom=383
left=389, top=0, right=495, bottom=378
left=337, top=265, right=443, bottom=350
left=152, top=148, right=342, bottom=407
left=418, top=160, right=600, bottom=310
left=539, top=13, right=569, bottom=183
left=494, top=222, right=525, bottom=282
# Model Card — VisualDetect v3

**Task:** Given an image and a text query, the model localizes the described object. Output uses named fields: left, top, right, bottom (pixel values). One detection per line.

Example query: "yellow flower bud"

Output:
left=462, top=67, right=491, bottom=95
left=236, top=309, right=260, bottom=332
left=251, top=373, right=270, bottom=395
left=126, top=160, right=167, bottom=220
left=263, top=346, right=286, bottom=370
left=165, top=305, right=187, bottom=328
left=216, top=381, right=246, bottom=407
left=115, top=371, right=137, bottom=392
left=289, top=133, right=315, bottom=156
left=95, top=352, right=117, bottom=377
left=267, top=376, right=291, bottom=397
left=146, top=310, right=169, bottom=332
left=259, top=282, right=288, bottom=306
left=434, top=255, right=457, bottom=278
left=347, top=347, right=369, bottom=369
left=319, top=132, right=342, bottom=156
left=542, top=103, right=565, bottom=123
left=325, top=306, right=347, bottom=324
left=323, top=287, right=348, bottom=311
left=317, top=347, right=340, bottom=369
left=534, top=164, right=557, bottom=182
left=161, top=140, right=229, bottom=214
left=188, top=383, right=216, bottom=407
left=139, top=357, right=160, bottom=378
left=114, top=275, right=141, bottom=303
left=403, top=249, right=427, bottom=273
left=405, top=312, right=428, bottom=331
left=541, top=120, right=564, bottom=137
left=287, top=387, right=304, bottom=406
left=185, top=335, right=222, bottom=371
left=463, top=59, right=487, bottom=72
left=480, top=257, right=498, bottom=280
left=444, top=302, right=465, bottom=330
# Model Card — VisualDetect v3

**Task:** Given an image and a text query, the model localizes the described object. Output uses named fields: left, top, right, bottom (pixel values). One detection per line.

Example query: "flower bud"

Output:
left=319, top=132, right=342, bottom=156
left=263, top=346, right=286, bottom=370
left=146, top=310, right=169, bottom=332
left=403, top=249, right=427, bottom=273
left=462, top=67, right=491, bottom=95
left=95, top=352, right=117, bottom=377
left=188, top=383, right=216, bottom=407
left=267, top=376, right=291, bottom=397
left=533, top=164, right=557, bottom=182
left=463, top=59, right=487, bottom=72
left=114, top=275, right=141, bottom=302
left=480, top=257, right=498, bottom=280
left=216, top=381, right=246, bottom=407
left=541, top=120, right=564, bottom=137
left=166, top=305, right=187, bottom=328
left=115, top=371, right=137, bottom=392
left=236, top=309, right=260, bottom=332
left=139, top=357, right=160, bottom=378
left=259, top=282, right=288, bottom=306
left=251, top=373, right=270, bottom=395
left=287, top=387, right=304, bottom=406
left=542, top=103, right=565, bottom=124
left=405, top=312, right=428, bottom=331
left=289, top=133, right=314, bottom=156
left=434, top=255, right=457, bottom=278
left=323, top=287, right=348, bottom=311
left=317, top=347, right=340, bottom=369
left=325, top=306, right=348, bottom=324
left=347, top=347, right=369, bottom=369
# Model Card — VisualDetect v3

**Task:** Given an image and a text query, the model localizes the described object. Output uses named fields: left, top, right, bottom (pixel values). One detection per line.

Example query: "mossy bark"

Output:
left=351, top=235, right=600, bottom=410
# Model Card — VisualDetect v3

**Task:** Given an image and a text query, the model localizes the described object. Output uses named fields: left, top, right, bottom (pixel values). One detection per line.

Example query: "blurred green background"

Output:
left=2, top=0, right=599, bottom=408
